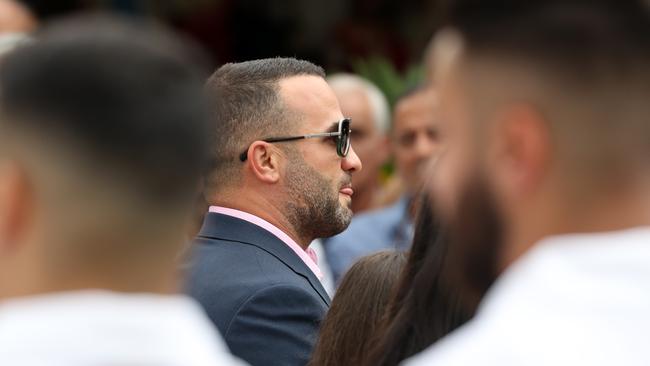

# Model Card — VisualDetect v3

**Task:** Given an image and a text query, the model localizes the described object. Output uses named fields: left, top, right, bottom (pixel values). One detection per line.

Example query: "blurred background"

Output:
left=1, top=0, right=445, bottom=216
left=14, top=0, right=441, bottom=107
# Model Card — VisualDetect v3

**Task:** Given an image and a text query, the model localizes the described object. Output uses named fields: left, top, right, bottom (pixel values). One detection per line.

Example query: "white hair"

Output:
left=327, top=73, right=390, bottom=133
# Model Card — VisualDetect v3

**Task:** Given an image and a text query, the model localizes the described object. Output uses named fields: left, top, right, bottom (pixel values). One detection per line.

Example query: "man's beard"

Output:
left=436, top=170, right=504, bottom=309
left=284, top=151, right=353, bottom=241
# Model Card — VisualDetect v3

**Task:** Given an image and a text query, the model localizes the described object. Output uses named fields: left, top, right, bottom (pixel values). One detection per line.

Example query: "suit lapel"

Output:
left=197, top=213, right=331, bottom=306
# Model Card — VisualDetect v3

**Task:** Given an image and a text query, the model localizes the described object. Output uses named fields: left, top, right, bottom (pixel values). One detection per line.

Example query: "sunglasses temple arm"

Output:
left=301, top=132, right=340, bottom=139
left=240, top=135, right=309, bottom=162
left=240, top=131, right=343, bottom=161
left=264, top=136, right=308, bottom=143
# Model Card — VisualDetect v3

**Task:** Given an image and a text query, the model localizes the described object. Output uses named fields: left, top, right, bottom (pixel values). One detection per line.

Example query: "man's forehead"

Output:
left=393, top=89, right=438, bottom=131
left=279, top=75, right=335, bottom=106
left=279, top=75, right=342, bottom=130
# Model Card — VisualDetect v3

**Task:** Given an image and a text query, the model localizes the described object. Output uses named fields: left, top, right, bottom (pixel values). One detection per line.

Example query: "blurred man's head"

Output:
left=327, top=74, right=389, bottom=213
left=391, top=86, right=441, bottom=196
left=0, top=0, right=36, bottom=56
left=0, top=0, right=36, bottom=34
left=205, top=58, right=362, bottom=244
left=0, top=16, right=209, bottom=299
left=427, top=0, right=650, bottom=306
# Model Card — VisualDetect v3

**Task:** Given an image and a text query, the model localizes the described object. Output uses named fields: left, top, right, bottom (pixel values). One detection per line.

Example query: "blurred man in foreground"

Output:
left=0, top=0, right=36, bottom=55
left=0, top=16, right=243, bottom=365
left=326, top=86, right=441, bottom=282
left=408, top=0, right=650, bottom=365
left=0, top=0, right=36, bottom=34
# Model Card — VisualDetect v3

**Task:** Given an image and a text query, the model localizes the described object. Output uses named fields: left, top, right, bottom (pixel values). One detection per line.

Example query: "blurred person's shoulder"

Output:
left=335, top=196, right=409, bottom=240
left=405, top=227, right=650, bottom=366
left=0, top=291, right=245, bottom=366
left=325, top=197, right=410, bottom=279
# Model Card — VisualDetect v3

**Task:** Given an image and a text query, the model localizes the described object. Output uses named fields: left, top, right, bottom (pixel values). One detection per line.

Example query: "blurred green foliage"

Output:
left=351, top=57, right=425, bottom=111
left=350, top=57, right=425, bottom=180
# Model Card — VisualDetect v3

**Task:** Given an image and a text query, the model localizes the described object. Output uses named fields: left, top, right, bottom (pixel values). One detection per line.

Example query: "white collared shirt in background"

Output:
left=405, top=227, right=650, bottom=366
left=311, top=239, right=336, bottom=296
left=0, top=291, right=247, bottom=366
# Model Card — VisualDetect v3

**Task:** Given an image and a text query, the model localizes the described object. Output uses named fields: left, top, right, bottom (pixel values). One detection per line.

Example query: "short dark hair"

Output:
left=0, top=16, right=209, bottom=226
left=204, top=57, right=325, bottom=194
left=446, top=0, right=649, bottom=69
left=442, top=0, right=650, bottom=172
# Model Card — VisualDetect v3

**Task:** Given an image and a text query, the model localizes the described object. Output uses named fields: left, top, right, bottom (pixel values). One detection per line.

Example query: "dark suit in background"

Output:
left=187, top=212, right=331, bottom=366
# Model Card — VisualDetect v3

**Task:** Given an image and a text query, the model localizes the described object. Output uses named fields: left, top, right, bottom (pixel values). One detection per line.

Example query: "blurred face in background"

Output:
left=391, top=87, right=441, bottom=196
left=332, top=86, right=388, bottom=212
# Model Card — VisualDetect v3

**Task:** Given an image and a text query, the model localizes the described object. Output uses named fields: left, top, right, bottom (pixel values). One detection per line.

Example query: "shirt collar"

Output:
left=208, top=206, right=323, bottom=280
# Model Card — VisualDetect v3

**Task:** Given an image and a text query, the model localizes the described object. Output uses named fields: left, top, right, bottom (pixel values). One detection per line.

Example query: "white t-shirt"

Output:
left=405, top=227, right=650, bottom=366
left=0, top=290, right=247, bottom=366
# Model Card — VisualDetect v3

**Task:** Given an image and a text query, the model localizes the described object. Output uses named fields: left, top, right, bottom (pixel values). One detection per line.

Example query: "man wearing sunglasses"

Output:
left=186, top=57, right=362, bottom=366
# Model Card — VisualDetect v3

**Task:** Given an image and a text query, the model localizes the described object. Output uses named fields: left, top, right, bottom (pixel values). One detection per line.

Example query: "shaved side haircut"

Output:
left=204, top=57, right=325, bottom=194
left=0, top=16, right=209, bottom=271
left=443, top=0, right=650, bottom=185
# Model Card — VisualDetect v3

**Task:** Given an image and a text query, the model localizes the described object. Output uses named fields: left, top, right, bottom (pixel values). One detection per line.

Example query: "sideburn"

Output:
left=442, top=173, right=504, bottom=310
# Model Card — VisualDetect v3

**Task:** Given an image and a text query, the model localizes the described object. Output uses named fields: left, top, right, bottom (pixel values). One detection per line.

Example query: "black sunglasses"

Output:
left=239, top=118, right=351, bottom=162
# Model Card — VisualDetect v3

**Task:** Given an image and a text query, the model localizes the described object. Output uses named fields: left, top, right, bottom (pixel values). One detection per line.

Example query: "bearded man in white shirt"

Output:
left=406, top=0, right=650, bottom=365
left=0, top=16, right=243, bottom=366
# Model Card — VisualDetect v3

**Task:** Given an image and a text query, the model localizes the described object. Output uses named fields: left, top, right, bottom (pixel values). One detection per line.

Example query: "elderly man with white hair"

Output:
left=309, top=73, right=390, bottom=295
left=327, top=73, right=390, bottom=214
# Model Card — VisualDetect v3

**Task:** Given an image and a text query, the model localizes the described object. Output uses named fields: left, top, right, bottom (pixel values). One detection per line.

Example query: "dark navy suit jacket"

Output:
left=186, top=212, right=331, bottom=366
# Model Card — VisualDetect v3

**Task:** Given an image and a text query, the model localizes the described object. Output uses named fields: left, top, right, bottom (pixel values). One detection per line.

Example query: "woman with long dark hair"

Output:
left=309, top=251, right=407, bottom=366
left=362, top=193, right=476, bottom=366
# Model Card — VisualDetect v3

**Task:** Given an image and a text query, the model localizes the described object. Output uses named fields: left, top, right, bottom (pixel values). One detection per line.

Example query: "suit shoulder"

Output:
left=187, top=237, right=301, bottom=289
left=186, top=237, right=323, bottom=328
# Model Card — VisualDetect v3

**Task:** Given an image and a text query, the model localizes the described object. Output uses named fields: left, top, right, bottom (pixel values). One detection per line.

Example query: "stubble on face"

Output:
left=283, top=148, right=353, bottom=241
left=434, top=168, right=504, bottom=309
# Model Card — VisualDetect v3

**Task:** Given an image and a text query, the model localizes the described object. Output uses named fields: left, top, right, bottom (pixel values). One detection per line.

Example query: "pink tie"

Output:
left=306, top=247, right=318, bottom=264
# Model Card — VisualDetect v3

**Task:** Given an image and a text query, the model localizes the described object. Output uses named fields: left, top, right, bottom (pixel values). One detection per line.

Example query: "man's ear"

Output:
left=245, top=141, right=282, bottom=184
left=0, top=161, right=32, bottom=254
left=490, top=103, right=551, bottom=198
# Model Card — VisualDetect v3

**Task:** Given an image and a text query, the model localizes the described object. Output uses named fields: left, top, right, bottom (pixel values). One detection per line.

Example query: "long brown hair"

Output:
left=309, top=251, right=407, bottom=366
left=363, top=193, right=475, bottom=366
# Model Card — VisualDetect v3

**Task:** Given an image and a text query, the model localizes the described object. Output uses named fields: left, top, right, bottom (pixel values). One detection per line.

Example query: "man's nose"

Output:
left=413, top=133, right=436, bottom=159
left=342, top=146, right=362, bottom=173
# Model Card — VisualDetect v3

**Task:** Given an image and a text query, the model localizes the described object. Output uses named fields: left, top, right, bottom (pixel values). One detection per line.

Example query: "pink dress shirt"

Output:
left=208, top=206, right=323, bottom=280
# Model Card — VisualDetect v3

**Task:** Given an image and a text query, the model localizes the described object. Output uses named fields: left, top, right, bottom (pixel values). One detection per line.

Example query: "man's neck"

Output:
left=0, top=267, right=178, bottom=301
left=503, top=186, right=650, bottom=270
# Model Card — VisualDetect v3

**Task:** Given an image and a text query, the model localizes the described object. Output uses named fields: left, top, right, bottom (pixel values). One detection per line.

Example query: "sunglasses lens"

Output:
left=339, top=119, right=351, bottom=157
